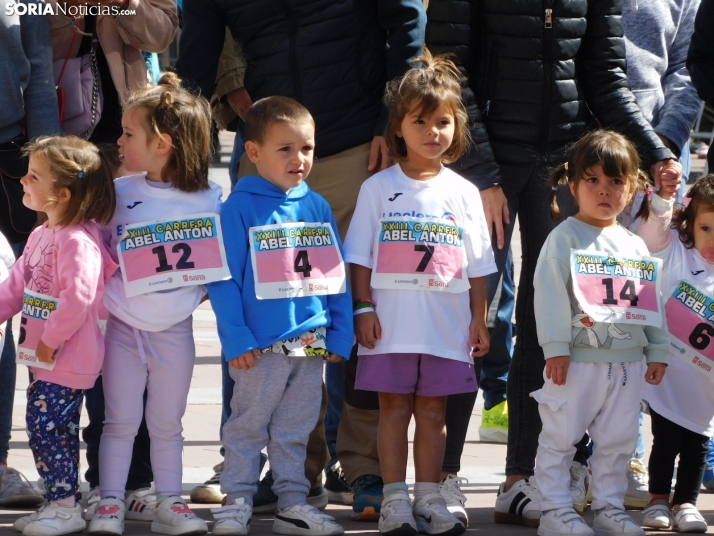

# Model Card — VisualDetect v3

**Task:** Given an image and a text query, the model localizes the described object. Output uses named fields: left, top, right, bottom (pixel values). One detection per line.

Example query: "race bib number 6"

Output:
left=118, top=213, right=230, bottom=297
left=249, top=222, right=346, bottom=299
left=665, top=280, right=714, bottom=381
left=570, top=250, right=662, bottom=327
left=16, top=289, right=58, bottom=370
left=371, top=217, right=470, bottom=293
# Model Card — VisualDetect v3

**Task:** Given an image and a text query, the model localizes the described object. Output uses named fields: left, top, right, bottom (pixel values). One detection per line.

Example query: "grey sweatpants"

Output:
left=222, top=352, right=323, bottom=509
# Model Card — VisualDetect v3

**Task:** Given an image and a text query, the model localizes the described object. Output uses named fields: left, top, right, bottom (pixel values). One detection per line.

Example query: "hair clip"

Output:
left=78, top=171, right=84, bottom=179
left=552, top=186, right=558, bottom=191
left=644, top=188, right=653, bottom=196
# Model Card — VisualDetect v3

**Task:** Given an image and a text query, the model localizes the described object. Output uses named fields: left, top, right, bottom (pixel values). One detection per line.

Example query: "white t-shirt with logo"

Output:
left=344, top=164, right=496, bottom=363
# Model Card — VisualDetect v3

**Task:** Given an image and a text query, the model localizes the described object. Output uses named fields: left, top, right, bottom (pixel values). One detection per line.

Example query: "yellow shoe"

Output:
left=479, top=401, right=508, bottom=443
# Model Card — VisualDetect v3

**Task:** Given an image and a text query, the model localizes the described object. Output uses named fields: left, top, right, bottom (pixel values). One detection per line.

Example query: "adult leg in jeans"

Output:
left=325, top=360, right=346, bottom=469
left=83, top=376, right=153, bottom=491
left=0, top=316, right=16, bottom=466
left=504, top=162, right=574, bottom=487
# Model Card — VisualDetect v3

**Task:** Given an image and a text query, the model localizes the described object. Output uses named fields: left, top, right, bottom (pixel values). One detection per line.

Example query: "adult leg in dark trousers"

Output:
left=83, top=376, right=153, bottom=492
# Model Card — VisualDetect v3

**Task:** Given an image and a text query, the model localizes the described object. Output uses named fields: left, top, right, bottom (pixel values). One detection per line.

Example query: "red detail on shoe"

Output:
left=170, top=504, right=193, bottom=515
left=99, top=506, right=121, bottom=515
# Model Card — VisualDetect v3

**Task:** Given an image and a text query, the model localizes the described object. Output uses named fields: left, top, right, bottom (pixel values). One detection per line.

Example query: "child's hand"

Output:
left=355, top=311, right=382, bottom=349
left=36, top=340, right=57, bottom=364
left=645, top=362, right=666, bottom=385
left=546, top=356, right=569, bottom=386
left=655, top=159, right=682, bottom=200
left=469, top=318, right=490, bottom=358
left=325, top=353, right=343, bottom=363
left=229, top=348, right=261, bottom=370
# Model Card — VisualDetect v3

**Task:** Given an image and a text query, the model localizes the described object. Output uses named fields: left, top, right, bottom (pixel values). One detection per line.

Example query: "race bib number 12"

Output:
left=16, top=289, right=58, bottom=370
left=249, top=222, right=346, bottom=299
left=118, top=213, right=230, bottom=297
left=570, top=250, right=662, bottom=327
left=665, top=280, right=714, bottom=381
left=371, top=217, right=470, bottom=293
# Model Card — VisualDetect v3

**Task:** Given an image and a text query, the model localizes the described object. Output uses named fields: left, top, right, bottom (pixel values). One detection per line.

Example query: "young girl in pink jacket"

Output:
left=0, top=136, right=117, bottom=536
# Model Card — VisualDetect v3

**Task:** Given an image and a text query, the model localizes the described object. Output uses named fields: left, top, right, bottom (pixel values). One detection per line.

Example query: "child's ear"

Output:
left=245, top=141, right=261, bottom=164
left=569, top=179, right=578, bottom=199
left=155, top=133, right=174, bottom=156
left=56, top=187, right=72, bottom=205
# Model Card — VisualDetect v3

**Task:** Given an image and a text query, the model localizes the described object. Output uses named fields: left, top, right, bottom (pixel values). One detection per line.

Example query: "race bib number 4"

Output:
left=666, top=280, right=714, bottom=381
left=570, top=250, right=662, bottom=327
left=371, top=217, right=469, bottom=293
left=118, top=213, right=230, bottom=297
left=249, top=222, right=346, bottom=299
left=17, top=289, right=58, bottom=370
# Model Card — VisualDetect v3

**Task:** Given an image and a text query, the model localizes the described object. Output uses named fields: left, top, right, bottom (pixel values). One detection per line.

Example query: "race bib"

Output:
left=16, top=289, right=58, bottom=370
left=118, top=213, right=230, bottom=297
left=371, top=217, right=469, bottom=293
left=570, top=250, right=662, bottom=327
left=249, top=222, right=346, bottom=300
left=665, top=280, right=714, bottom=381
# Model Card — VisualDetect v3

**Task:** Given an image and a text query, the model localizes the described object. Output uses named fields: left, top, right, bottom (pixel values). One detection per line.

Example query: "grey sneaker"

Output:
left=0, top=466, right=44, bottom=507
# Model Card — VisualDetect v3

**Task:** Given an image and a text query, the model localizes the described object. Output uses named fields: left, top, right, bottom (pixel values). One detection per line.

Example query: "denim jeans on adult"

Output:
left=83, top=375, right=153, bottom=490
left=0, top=316, right=16, bottom=465
left=324, top=361, right=346, bottom=468
left=501, top=162, right=575, bottom=477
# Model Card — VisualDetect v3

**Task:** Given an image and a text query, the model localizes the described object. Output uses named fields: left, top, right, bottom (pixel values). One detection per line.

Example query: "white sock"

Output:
left=413, top=482, right=440, bottom=502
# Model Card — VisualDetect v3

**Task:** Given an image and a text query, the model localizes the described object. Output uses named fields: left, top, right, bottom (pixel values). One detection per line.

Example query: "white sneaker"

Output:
left=494, top=478, right=542, bottom=527
left=623, top=459, right=649, bottom=510
left=22, top=502, right=86, bottom=536
left=673, top=504, right=707, bottom=533
left=538, top=508, right=594, bottom=536
left=124, top=485, right=157, bottom=521
left=151, top=497, right=207, bottom=535
left=0, top=466, right=44, bottom=507
left=88, top=497, right=125, bottom=535
left=378, top=490, right=416, bottom=535
left=84, top=487, right=101, bottom=521
left=412, top=493, right=465, bottom=535
left=14, top=508, right=43, bottom=532
left=273, top=503, right=344, bottom=535
left=642, top=502, right=672, bottom=529
left=569, top=463, right=589, bottom=513
left=439, top=475, right=468, bottom=528
left=211, top=499, right=251, bottom=536
left=592, top=508, right=645, bottom=536
left=190, top=462, right=225, bottom=504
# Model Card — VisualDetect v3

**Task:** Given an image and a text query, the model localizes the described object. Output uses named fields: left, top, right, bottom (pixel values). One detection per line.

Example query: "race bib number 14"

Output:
left=570, top=250, right=662, bottom=327
left=118, top=213, right=230, bottom=297
left=666, top=280, right=714, bottom=381
left=249, top=222, right=346, bottom=299
left=16, top=289, right=58, bottom=370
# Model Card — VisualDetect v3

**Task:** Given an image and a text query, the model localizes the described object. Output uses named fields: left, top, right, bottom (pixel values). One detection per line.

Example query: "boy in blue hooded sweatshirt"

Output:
left=208, top=96, right=352, bottom=536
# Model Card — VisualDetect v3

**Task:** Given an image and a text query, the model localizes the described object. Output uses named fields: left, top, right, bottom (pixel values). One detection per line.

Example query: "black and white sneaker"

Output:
left=273, top=503, right=344, bottom=535
left=494, top=478, right=542, bottom=527
left=325, top=463, right=353, bottom=505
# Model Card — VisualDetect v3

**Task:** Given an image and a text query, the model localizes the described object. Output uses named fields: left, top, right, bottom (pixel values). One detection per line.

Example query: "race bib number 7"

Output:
left=249, top=222, right=346, bottom=299
left=570, top=250, right=662, bottom=327
left=665, top=280, right=714, bottom=381
left=118, top=213, right=230, bottom=297
left=371, top=217, right=470, bottom=293
left=16, top=289, right=58, bottom=370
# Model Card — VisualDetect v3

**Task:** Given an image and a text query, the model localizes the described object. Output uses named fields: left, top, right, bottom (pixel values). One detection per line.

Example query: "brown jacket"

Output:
left=49, top=0, right=178, bottom=105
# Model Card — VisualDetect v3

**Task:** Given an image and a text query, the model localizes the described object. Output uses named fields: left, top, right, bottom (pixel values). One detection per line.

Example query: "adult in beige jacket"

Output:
left=48, top=0, right=178, bottom=105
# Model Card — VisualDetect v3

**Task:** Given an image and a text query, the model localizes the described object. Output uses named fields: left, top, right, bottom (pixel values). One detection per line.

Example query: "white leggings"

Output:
left=99, top=314, right=195, bottom=499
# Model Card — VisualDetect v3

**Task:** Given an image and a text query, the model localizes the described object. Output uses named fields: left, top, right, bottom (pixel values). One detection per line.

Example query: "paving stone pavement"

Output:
left=2, top=134, right=713, bottom=534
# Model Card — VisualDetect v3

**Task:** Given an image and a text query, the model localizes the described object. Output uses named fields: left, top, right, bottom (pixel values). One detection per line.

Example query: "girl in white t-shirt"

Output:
left=88, top=74, right=222, bottom=536
left=344, top=50, right=496, bottom=536
left=636, top=174, right=714, bottom=532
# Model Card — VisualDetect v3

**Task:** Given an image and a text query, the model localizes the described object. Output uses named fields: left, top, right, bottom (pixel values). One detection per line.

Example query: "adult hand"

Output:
left=36, top=340, right=57, bottom=364
left=650, top=158, right=682, bottom=198
left=480, top=186, right=510, bottom=250
left=368, top=136, right=392, bottom=172
left=545, top=356, right=569, bottom=386
left=644, top=362, right=666, bottom=385
left=325, top=353, right=343, bottom=363
left=226, top=88, right=253, bottom=120
left=355, top=311, right=382, bottom=349
left=229, top=348, right=261, bottom=370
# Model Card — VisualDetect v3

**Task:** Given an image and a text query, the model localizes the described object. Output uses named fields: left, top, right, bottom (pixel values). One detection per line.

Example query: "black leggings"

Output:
left=648, top=408, right=709, bottom=506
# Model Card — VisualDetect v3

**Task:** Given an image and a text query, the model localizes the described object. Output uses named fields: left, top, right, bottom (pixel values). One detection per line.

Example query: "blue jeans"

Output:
left=325, top=361, right=346, bottom=468
left=0, top=316, right=16, bottom=465
left=229, top=124, right=245, bottom=190
left=481, top=248, right=514, bottom=410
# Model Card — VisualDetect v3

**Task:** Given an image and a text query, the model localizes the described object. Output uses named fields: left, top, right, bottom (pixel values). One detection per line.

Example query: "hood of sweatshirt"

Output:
left=234, top=175, right=309, bottom=201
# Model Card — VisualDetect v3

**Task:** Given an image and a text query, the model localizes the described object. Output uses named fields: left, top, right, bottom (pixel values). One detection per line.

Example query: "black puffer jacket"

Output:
left=426, top=0, right=501, bottom=189
left=177, top=0, right=425, bottom=160
left=430, top=0, right=674, bottom=176
left=688, top=0, right=714, bottom=171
